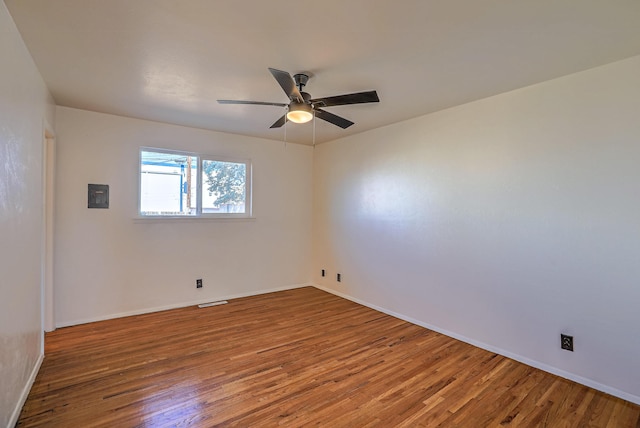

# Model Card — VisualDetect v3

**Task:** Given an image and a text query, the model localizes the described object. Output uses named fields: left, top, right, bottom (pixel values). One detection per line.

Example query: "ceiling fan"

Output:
left=218, top=68, right=379, bottom=129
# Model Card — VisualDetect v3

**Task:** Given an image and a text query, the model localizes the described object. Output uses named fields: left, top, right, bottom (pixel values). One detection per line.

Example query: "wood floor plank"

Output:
left=17, top=287, right=640, bottom=427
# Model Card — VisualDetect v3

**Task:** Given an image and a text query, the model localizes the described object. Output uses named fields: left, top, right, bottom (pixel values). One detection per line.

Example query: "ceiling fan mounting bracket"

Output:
left=293, top=73, right=309, bottom=91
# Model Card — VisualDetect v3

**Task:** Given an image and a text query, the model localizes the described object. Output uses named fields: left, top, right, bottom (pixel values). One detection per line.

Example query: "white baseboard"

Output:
left=7, top=352, right=44, bottom=428
left=312, top=284, right=640, bottom=406
left=56, top=283, right=311, bottom=329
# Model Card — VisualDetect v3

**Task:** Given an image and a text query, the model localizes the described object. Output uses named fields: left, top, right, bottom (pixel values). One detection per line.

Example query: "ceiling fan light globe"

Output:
left=287, top=101, right=313, bottom=124
left=287, top=110, right=313, bottom=124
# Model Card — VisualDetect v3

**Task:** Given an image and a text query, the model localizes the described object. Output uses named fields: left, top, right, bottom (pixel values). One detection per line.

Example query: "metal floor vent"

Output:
left=198, top=300, right=228, bottom=308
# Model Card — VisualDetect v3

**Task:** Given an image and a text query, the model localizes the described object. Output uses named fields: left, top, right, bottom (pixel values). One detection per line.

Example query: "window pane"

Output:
left=140, top=151, right=197, bottom=216
left=201, top=160, right=246, bottom=214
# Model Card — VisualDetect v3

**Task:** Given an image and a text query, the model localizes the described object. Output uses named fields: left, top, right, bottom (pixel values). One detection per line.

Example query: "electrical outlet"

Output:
left=321, top=269, right=325, bottom=277
left=337, top=273, right=341, bottom=282
left=196, top=279, right=203, bottom=289
left=561, top=334, right=573, bottom=352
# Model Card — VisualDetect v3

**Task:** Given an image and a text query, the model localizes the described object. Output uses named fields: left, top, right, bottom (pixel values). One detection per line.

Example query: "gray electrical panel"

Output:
left=88, top=184, right=109, bottom=208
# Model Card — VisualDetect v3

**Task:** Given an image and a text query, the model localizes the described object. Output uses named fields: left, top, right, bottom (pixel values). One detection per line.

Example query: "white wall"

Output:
left=54, top=107, right=313, bottom=326
left=313, top=55, right=640, bottom=404
left=0, top=2, right=56, bottom=426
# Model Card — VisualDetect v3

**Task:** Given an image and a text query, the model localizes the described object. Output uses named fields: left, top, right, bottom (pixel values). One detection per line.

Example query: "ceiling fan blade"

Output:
left=217, top=100, right=287, bottom=107
left=314, top=108, right=354, bottom=129
left=311, top=90, right=379, bottom=107
left=269, top=114, right=287, bottom=128
left=268, top=68, right=303, bottom=102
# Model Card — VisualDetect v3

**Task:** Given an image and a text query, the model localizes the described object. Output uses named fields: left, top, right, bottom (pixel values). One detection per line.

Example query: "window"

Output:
left=139, top=148, right=251, bottom=217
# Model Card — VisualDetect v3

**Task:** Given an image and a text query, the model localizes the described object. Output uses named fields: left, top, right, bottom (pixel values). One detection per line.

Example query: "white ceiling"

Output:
left=6, top=0, right=640, bottom=145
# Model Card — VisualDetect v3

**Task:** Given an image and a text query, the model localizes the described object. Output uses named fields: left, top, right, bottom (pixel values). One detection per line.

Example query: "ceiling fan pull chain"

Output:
left=313, top=110, right=316, bottom=148
left=284, top=110, right=287, bottom=149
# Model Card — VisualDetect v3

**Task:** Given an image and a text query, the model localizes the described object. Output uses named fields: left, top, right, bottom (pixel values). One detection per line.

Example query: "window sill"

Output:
left=133, top=216, right=256, bottom=224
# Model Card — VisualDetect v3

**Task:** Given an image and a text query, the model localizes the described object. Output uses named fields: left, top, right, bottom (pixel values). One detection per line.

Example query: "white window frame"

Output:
left=139, top=147, right=252, bottom=218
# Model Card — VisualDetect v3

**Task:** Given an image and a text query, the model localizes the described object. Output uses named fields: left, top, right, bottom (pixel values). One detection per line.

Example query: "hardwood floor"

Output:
left=18, top=287, right=640, bottom=427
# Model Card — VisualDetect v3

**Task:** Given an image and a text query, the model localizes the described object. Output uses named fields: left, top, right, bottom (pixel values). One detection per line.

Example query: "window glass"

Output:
left=140, top=149, right=250, bottom=217
left=202, top=160, right=247, bottom=214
